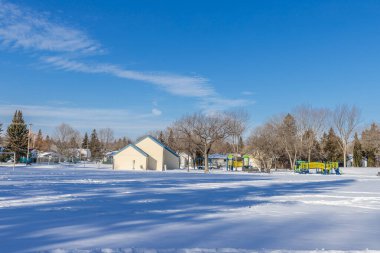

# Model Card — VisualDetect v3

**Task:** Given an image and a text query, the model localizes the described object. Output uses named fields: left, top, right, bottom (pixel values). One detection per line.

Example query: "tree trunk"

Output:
left=308, top=149, right=312, bottom=163
left=192, top=153, right=196, bottom=170
left=204, top=150, right=209, bottom=173
left=343, top=144, right=347, bottom=168
left=187, top=153, right=190, bottom=172
left=286, top=152, right=293, bottom=170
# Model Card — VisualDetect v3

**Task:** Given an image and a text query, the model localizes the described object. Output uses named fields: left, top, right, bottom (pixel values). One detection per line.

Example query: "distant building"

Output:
left=103, top=151, right=118, bottom=164
left=77, top=148, right=91, bottom=159
left=113, top=135, right=179, bottom=171
left=179, top=152, right=194, bottom=169
left=208, top=154, right=227, bottom=168
left=38, top=151, right=60, bottom=159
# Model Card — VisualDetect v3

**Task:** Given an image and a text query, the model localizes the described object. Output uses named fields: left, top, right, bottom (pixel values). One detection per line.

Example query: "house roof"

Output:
left=114, top=144, right=149, bottom=157
left=136, top=135, right=180, bottom=158
left=208, top=154, right=227, bottom=159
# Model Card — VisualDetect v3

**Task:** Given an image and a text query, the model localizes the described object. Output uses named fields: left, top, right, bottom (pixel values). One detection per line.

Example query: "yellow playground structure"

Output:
left=294, top=161, right=341, bottom=175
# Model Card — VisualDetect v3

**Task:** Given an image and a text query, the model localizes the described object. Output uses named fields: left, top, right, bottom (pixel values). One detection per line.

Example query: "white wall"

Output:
left=163, top=148, right=180, bottom=170
left=136, top=138, right=164, bottom=171
left=113, top=146, right=148, bottom=170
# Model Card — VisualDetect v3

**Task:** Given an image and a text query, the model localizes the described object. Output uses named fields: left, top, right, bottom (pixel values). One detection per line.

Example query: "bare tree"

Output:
left=226, top=110, right=249, bottom=153
left=246, top=123, right=280, bottom=172
left=173, top=112, right=237, bottom=173
left=169, top=125, right=200, bottom=171
left=172, top=115, right=204, bottom=171
left=54, top=123, right=80, bottom=161
left=294, top=105, right=329, bottom=162
left=333, top=105, right=361, bottom=167
left=98, top=128, right=115, bottom=152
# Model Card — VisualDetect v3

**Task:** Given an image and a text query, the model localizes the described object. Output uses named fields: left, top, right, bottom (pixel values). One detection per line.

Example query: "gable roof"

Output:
left=136, top=135, right=179, bottom=158
left=114, top=144, right=148, bottom=157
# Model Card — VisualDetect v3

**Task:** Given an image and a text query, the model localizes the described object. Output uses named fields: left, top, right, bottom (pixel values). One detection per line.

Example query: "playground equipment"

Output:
left=19, top=156, right=33, bottom=165
left=227, top=154, right=235, bottom=171
left=242, top=154, right=250, bottom=169
left=226, top=154, right=243, bottom=171
left=294, top=161, right=341, bottom=175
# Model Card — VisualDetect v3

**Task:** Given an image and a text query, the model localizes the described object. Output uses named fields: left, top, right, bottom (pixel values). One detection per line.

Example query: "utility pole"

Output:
left=26, top=124, right=32, bottom=163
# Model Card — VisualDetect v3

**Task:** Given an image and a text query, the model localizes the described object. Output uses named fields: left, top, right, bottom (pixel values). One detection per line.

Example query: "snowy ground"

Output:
left=0, top=165, right=379, bottom=253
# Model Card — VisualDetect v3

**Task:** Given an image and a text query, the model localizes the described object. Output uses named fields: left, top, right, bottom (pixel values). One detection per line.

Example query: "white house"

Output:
left=113, top=135, right=180, bottom=171
left=179, top=152, right=194, bottom=169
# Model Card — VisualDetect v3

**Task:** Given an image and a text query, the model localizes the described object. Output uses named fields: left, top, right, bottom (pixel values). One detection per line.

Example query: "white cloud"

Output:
left=42, top=56, right=214, bottom=97
left=0, top=0, right=253, bottom=119
left=242, top=91, right=254, bottom=96
left=152, top=108, right=162, bottom=116
left=199, top=97, right=254, bottom=114
left=0, top=1, right=101, bottom=54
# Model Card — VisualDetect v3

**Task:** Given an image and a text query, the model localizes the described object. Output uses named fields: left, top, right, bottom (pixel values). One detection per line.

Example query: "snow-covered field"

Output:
left=0, top=165, right=379, bottom=253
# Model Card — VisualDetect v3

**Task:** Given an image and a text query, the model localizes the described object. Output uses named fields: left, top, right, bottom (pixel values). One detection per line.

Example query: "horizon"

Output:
left=1, top=0, right=380, bottom=138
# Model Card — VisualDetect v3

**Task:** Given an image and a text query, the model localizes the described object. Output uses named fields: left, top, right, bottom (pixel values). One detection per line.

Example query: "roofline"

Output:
left=114, top=144, right=149, bottom=157
left=136, top=135, right=179, bottom=158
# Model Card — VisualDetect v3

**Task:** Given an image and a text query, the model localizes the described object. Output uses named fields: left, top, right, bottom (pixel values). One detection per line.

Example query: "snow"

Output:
left=0, top=165, right=379, bottom=253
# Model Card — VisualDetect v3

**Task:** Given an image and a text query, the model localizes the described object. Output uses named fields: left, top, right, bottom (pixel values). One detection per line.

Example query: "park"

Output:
left=0, top=164, right=379, bottom=252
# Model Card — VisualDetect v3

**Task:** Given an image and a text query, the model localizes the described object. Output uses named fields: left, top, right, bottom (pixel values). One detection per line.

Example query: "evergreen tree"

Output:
left=167, top=129, right=175, bottom=149
left=122, top=137, right=129, bottom=146
left=82, top=132, right=89, bottom=149
left=158, top=131, right=165, bottom=144
left=89, top=129, right=101, bottom=160
left=278, top=113, right=299, bottom=169
left=361, top=123, right=380, bottom=167
left=311, top=140, right=323, bottom=161
left=6, top=110, right=28, bottom=161
left=353, top=132, right=362, bottom=167
left=111, top=137, right=129, bottom=150
left=35, top=129, right=44, bottom=151
left=321, top=128, right=342, bottom=162
left=44, top=135, right=52, bottom=151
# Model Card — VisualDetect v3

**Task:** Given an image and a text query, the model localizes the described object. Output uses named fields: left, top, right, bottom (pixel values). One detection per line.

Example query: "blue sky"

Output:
left=1, top=0, right=380, bottom=138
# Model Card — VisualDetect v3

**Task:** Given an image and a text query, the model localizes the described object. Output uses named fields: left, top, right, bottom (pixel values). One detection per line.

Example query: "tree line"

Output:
left=149, top=105, right=370, bottom=171
left=246, top=105, right=363, bottom=170
left=1, top=105, right=378, bottom=169
left=0, top=111, right=131, bottom=162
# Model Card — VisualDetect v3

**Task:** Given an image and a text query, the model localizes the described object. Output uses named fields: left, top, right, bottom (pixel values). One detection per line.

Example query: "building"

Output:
left=179, top=152, right=194, bottom=169
left=103, top=151, right=118, bottom=164
left=113, top=135, right=180, bottom=171
left=208, top=154, right=227, bottom=169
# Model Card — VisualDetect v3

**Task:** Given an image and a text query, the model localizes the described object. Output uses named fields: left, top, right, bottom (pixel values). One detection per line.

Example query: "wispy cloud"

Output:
left=42, top=56, right=214, bottom=97
left=0, top=0, right=252, bottom=113
left=199, top=97, right=254, bottom=114
left=152, top=108, right=162, bottom=116
left=0, top=1, right=100, bottom=54
left=242, top=91, right=254, bottom=96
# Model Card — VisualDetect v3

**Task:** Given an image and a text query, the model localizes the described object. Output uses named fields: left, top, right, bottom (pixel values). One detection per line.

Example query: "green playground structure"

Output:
left=294, top=161, right=341, bottom=175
